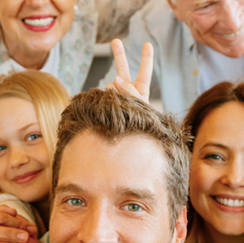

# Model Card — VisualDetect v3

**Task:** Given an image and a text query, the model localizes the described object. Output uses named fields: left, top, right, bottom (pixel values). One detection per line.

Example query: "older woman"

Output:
left=184, top=82, right=244, bottom=243
left=0, top=0, right=149, bottom=94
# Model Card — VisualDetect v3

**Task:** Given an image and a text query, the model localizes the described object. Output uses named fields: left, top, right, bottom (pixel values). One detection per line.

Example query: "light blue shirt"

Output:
left=101, top=0, right=200, bottom=119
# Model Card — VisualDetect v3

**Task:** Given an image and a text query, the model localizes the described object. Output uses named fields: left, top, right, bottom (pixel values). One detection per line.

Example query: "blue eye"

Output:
left=27, top=134, right=40, bottom=141
left=67, top=198, right=85, bottom=206
left=204, top=154, right=222, bottom=160
left=0, top=146, right=7, bottom=151
left=124, top=204, right=142, bottom=212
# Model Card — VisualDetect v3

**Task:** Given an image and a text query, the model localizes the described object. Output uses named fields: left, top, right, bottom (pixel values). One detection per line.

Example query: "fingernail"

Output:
left=17, top=232, right=28, bottom=241
left=115, top=76, right=124, bottom=84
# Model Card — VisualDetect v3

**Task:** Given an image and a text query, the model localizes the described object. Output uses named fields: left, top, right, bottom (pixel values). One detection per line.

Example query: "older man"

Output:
left=48, top=88, right=191, bottom=243
left=102, top=0, right=244, bottom=118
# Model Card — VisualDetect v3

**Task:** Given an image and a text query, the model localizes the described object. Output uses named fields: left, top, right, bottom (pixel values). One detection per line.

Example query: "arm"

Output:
left=95, top=0, right=151, bottom=42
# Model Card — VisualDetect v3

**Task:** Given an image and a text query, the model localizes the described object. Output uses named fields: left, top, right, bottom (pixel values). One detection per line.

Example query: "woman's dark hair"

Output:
left=184, top=82, right=244, bottom=152
left=184, top=81, right=244, bottom=242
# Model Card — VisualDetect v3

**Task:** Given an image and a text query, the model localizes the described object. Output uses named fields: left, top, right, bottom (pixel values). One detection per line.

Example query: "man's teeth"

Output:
left=216, top=197, right=244, bottom=207
left=223, top=26, right=244, bottom=37
left=24, top=17, right=54, bottom=27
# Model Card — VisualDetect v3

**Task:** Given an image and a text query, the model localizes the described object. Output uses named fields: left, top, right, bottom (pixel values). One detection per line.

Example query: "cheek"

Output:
left=53, top=0, right=76, bottom=12
left=186, top=14, right=216, bottom=34
left=0, top=159, right=8, bottom=183
left=50, top=212, right=80, bottom=243
left=0, top=1, right=22, bottom=18
left=31, top=144, right=50, bottom=168
left=189, top=163, right=212, bottom=200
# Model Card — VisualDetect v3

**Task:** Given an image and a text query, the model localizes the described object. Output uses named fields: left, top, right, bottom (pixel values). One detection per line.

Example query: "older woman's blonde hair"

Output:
left=0, top=70, right=70, bottom=160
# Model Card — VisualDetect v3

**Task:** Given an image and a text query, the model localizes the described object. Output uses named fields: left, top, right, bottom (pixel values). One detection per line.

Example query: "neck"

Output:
left=201, top=221, right=244, bottom=243
left=2, top=30, right=49, bottom=70
left=8, top=45, right=49, bottom=70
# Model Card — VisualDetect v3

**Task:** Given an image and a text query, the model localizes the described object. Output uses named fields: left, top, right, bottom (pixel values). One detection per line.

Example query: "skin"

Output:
left=106, top=39, right=153, bottom=104
left=0, top=0, right=76, bottom=69
left=190, top=101, right=244, bottom=243
left=169, top=0, right=244, bottom=58
left=50, top=132, right=187, bottom=243
left=0, top=39, right=154, bottom=243
left=0, top=97, right=50, bottom=203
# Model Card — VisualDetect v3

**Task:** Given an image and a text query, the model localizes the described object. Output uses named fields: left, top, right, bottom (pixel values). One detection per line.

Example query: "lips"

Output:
left=22, top=15, right=56, bottom=32
left=13, top=170, right=42, bottom=184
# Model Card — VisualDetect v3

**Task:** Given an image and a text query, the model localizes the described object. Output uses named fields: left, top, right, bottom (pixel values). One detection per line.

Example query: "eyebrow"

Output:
left=115, top=187, right=158, bottom=206
left=18, top=123, right=40, bottom=132
left=55, top=184, right=159, bottom=204
left=54, top=183, right=88, bottom=196
left=201, top=142, right=228, bottom=150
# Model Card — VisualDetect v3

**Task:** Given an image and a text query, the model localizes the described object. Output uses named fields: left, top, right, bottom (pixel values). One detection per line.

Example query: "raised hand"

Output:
left=0, top=205, right=37, bottom=243
left=106, top=39, right=153, bottom=104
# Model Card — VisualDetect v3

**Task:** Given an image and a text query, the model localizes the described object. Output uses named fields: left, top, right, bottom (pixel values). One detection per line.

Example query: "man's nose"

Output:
left=77, top=205, right=118, bottom=243
left=219, top=0, right=243, bottom=33
left=220, top=156, right=244, bottom=189
left=25, top=0, right=50, bottom=7
left=9, top=146, right=30, bottom=169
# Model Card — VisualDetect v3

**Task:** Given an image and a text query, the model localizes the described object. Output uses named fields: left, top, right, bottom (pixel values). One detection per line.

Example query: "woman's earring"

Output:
left=74, top=4, right=79, bottom=11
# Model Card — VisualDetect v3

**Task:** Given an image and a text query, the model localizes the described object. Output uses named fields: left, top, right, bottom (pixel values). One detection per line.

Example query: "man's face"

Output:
left=171, top=0, right=244, bottom=57
left=50, top=132, right=187, bottom=243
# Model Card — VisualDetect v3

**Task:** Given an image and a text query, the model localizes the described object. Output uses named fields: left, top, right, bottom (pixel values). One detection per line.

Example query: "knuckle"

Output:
left=5, top=228, right=23, bottom=242
left=0, top=204, right=9, bottom=209
left=0, top=213, right=9, bottom=225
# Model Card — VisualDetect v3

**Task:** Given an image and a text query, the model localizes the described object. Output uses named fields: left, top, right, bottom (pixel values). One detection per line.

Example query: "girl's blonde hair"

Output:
left=0, top=70, right=70, bottom=160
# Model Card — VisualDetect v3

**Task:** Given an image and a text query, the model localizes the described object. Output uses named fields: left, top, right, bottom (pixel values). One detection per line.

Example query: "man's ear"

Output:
left=167, top=0, right=184, bottom=21
left=172, top=206, right=187, bottom=243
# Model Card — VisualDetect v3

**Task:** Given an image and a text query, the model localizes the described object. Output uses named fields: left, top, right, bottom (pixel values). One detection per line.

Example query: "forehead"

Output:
left=0, top=97, right=37, bottom=130
left=58, top=133, right=168, bottom=196
left=195, top=101, right=244, bottom=146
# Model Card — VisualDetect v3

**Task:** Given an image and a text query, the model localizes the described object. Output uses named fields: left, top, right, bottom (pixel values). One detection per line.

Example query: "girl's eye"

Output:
left=66, top=198, right=85, bottom=207
left=27, top=134, right=40, bottom=141
left=0, top=146, right=7, bottom=151
left=123, top=204, right=142, bottom=212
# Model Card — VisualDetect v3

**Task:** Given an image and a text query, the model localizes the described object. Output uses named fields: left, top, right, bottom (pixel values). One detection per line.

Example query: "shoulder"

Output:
left=0, top=193, right=36, bottom=225
left=127, top=0, right=183, bottom=46
left=39, top=232, right=50, bottom=243
left=131, top=0, right=176, bottom=29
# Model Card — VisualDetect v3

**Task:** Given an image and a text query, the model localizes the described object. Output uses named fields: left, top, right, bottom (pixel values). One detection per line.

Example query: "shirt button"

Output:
left=193, top=69, right=198, bottom=76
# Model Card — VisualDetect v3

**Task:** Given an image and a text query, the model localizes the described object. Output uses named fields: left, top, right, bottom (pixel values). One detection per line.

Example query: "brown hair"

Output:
left=52, top=88, right=192, bottom=230
left=184, top=81, right=244, bottom=242
left=0, top=70, right=70, bottom=160
left=184, top=82, right=244, bottom=152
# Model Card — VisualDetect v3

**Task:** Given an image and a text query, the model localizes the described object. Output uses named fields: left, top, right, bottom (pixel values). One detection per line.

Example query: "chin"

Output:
left=30, top=44, right=56, bottom=54
left=214, top=222, right=244, bottom=236
left=210, top=43, right=244, bottom=58
left=27, top=37, right=60, bottom=54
